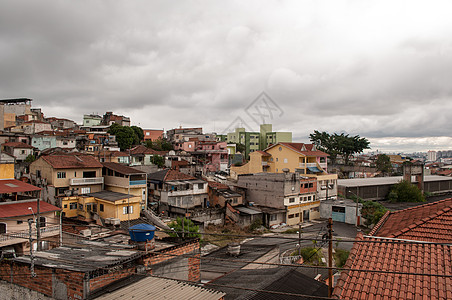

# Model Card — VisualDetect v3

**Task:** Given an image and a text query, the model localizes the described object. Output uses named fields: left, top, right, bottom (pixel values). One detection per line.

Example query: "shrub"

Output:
left=334, top=249, right=350, bottom=268
left=388, top=180, right=425, bottom=203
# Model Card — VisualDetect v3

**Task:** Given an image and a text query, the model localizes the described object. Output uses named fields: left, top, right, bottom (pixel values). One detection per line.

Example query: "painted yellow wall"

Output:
left=0, top=163, right=14, bottom=179
left=286, top=200, right=320, bottom=225
left=266, top=144, right=305, bottom=173
left=61, top=195, right=141, bottom=221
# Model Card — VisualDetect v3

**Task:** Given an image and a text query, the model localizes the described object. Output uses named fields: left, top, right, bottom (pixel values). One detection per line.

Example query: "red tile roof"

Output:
left=129, top=145, right=166, bottom=156
left=370, top=199, right=452, bottom=242
left=267, top=142, right=329, bottom=157
left=165, top=169, right=197, bottom=181
left=0, top=200, right=60, bottom=218
left=41, top=155, right=103, bottom=169
left=333, top=233, right=452, bottom=299
left=2, top=142, right=34, bottom=149
left=255, top=150, right=271, bottom=156
left=0, top=179, right=41, bottom=193
left=207, top=181, right=229, bottom=190
left=102, top=162, right=146, bottom=175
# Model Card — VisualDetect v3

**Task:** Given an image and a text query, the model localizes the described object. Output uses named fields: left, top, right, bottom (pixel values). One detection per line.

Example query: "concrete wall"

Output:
left=0, top=280, right=53, bottom=300
left=237, top=173, right=299, bottom=209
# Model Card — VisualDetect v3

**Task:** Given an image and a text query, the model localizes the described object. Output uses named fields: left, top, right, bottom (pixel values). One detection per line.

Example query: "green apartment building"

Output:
left=221, top=124, right=292, bottom=159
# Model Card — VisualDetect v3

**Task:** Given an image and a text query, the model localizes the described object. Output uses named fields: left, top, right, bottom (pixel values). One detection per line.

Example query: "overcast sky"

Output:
left=2, top=1, right=452, bottom=153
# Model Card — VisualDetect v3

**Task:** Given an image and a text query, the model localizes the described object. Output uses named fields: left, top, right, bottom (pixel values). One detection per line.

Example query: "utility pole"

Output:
left=36, top=199, right=41, bottom=251
left=28, top=219, right=36, bottom=277
left=298, top=223, right=302, bottom=256
left=328, top=217, right=333, bottom=297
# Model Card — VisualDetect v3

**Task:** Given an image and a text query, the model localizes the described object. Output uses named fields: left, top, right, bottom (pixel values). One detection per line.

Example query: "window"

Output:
left=304, top=183, right=308, bottom=188
left=279, top=147, right=282, bottom=151
left=309, top=183, right=314, bottom=188
left=64, top=204, right=68, bottom=208
left=63, top=141, right=68, bottom=145
left=308, top=196, right=312, bottom=201
left=86, top=203, right=97, bottom=213
left=39, top=217, right=46, bottom=228
left=70, top=202, right=77, bottom=210
left=270, top=214, right=277, bottom=221
left=100, top=204, right=104, bottom=212
left=289, top=197, right=295, bottom=203
left=21, top=150, right=25, bottom=154
left=233, top=198, right=238, bottom=204
left=80, top=187, right=91, bottom=194
left=123, top=206, right=133, bottom=214
left=288, top=214, right=295, bottom=219
left=284, top=158, right=288, bottom=163
left=17, top=220, right=23, bottom=225
left=295, top=213, right=299, bottom=218
left=57, top=172, right=66, bottom=179
left=78, top=203, right=84, bottom=211
left=83, top=171, right=96, bottom=178
left=198, top=183, right=204, bottom=189
left=276, top=158, right=278, bottom=162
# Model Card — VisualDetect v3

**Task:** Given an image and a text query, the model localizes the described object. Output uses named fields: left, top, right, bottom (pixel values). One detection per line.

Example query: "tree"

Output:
left=150, top=155, right=165, bottom=168
left=108, top=124, right=142, bottom=151
left=376, top=154, right=392, bottom=175
left=146, top=137, right=173, bottom=151
left=167, top=217, right=200, bottom=238
left=309, top=130, right=370, bottom=164
left=360, top=200, right=387, bottom=226
left=235, top=143, right=246, bottom=154
left=131, top=126, right=144, bottom=143
left=25, top=154, right=36, bottom=163
left=388, top=180, right=425, bottom=203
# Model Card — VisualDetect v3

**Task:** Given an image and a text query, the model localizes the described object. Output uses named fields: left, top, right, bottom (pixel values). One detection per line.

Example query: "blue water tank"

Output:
left=128, top=223, right=156, bottom=242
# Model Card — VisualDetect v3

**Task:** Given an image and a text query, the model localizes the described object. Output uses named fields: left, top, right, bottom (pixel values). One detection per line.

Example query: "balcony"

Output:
left=70, top=177, right=104, bottom=186
left=262, top=161, right=268, bottom=166
left=0, top=225, right=60, bottom=247
left=129, top=180, right=147, bottom=186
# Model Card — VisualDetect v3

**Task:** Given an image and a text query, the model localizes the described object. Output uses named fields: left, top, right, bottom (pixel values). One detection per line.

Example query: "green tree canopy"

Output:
left=309, top=130, right=370, bottom=164
left=168, top=217, right=200, bottom=238
left=376, top=154, right=392, bottom=175
left=131, top=126, right=144, bottom=142
left=360, top=200, right=387, bottom=226
left=235, top=143, right=246, bottom=154
left=388, top=180, right=425, bottom=203
left=108, top=124, right=142, bottom=151
left=150, top=155, right=165, bottom=168
left=145, top=137, right=173, bottom=151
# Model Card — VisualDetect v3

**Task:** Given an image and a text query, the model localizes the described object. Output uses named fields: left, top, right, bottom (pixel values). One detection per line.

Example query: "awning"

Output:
left=308, top=166, right=322, bottom=173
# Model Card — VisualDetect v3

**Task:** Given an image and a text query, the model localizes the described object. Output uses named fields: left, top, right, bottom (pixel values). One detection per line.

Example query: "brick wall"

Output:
left=0, top=261, right=84, bottom=300
left=141, top=239, right=201, bottom=282
left=89, top=266, right=136, bottom=292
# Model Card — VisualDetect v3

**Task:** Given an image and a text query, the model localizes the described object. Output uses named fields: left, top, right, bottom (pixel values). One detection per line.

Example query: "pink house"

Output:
left=193, top=141, right=228, bottom=173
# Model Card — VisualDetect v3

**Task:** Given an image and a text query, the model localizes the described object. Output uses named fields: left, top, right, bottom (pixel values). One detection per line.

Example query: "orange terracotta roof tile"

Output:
left=333, top=233, right=452, bottom=299
left=207, top=181, right=229, bottom=190
left=102, top=162, right=145, bottom=175
left=42, top=155, right=103, bottom=169
left=2, top=142, right=34, bottom=148
left=370, top=198, right=452, bottom=242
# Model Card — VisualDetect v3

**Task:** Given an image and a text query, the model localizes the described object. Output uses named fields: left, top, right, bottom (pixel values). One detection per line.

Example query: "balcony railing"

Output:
left=70, top=177, right=104, bottom=186
left=129, top=180, right=147, bottom=186
left=0, top=225, right=60, bottom=243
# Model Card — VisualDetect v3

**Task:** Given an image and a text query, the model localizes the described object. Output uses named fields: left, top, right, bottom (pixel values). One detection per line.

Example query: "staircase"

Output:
left=142, top=209, right=171, bottom=230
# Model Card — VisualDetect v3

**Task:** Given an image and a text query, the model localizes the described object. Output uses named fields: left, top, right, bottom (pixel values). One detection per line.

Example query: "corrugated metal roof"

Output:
left=95, top=276, right=225, bottom=300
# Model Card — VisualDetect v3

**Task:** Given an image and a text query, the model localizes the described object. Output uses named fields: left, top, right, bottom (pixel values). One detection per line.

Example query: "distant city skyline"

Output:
left=2, top=1, right=452, bottom=153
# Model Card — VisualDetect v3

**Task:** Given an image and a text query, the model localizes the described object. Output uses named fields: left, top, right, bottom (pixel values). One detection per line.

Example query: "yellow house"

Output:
left=101, top=162, right=148, bottom=209
left=61, top=190, right=141, bottom=222
left=30, top=154, right=104, bottom=197
left=0, top=152, right=15, bottom=179
left=231, top=143, right=329, bottom=178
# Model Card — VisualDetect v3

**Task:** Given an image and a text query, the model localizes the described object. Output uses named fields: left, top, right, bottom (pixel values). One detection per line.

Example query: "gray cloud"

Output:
left=2, top=1, right=452, bottom=152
